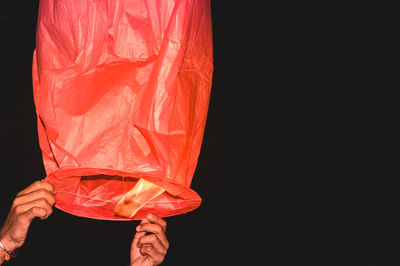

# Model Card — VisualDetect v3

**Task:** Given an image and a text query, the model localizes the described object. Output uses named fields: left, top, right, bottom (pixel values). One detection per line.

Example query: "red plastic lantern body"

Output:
left=32, top=0, right=213, bottom=220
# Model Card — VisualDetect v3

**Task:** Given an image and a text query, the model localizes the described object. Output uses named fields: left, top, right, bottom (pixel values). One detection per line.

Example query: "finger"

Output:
left=146, top=213, right=167, bottom=232
left=139, top=245, right=165, bottom=265
left=14, top=188, right=56, bottom=208
left=13, top=198, right=53, bottom=219
left=19, top=206, right=48, bottom=223
left=140, top=218, right=150, bottom=225
left=17, top=180, right=56, bottom=197
left=137, top=223, right=169, bottom=250
left=137, top=234, right=167, bottom=255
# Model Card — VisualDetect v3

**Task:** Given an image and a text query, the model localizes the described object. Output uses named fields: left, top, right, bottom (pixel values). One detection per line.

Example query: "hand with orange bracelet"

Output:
left=0, top=180, right=56, bottom=264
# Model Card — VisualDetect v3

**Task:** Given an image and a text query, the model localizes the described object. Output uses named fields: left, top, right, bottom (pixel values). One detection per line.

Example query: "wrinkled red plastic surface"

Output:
left=32, top=0, right=213, bottom=220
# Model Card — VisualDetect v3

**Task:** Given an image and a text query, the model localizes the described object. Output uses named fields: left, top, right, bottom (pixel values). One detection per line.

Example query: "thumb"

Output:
left=132, top=217, right=151, bottom=247
left=130, top=227, right=147, bottom=262
left=132, top=231, right=146, bottom=247
left=131, top=219, right=148, bottom=249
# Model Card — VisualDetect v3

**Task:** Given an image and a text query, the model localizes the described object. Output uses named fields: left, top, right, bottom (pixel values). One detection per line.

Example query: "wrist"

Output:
left=0, top=236, right=18, bottom=263
left=0, top=235, right=19, bottom=253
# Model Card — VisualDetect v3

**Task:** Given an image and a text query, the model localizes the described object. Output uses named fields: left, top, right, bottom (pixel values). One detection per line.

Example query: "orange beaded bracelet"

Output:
left=0, top=240, right=16, bottom=262
left=0, top=248, right=10, bottom=262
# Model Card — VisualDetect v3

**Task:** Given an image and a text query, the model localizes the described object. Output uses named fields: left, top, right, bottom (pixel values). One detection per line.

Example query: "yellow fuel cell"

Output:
left=114, top=179, right=166, bottom=219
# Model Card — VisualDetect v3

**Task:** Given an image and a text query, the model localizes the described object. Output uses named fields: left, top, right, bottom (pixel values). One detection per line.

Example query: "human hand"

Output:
left=130, top=214, right=169, bottom=266
left=0, top=180, right=56, bottom=252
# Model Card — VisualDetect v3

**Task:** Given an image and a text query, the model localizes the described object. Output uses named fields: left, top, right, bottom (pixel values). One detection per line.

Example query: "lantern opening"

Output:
left=46, top=168, right=201, bottom=220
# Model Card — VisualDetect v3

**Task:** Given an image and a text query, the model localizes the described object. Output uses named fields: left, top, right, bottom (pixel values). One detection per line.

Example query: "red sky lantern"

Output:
left=32, top=0, right=213, bottom=220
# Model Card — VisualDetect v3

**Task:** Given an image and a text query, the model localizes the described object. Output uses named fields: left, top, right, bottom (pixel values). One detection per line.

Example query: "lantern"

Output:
left=32, top=0, right=213, bottom=220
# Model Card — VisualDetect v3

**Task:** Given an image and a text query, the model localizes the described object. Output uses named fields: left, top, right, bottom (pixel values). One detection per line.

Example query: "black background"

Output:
left=1, top=1, right=399, bottom=265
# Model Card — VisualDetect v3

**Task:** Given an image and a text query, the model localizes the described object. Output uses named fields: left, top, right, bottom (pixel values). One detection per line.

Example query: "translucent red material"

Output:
left=32, top=0, right=213, bottom=220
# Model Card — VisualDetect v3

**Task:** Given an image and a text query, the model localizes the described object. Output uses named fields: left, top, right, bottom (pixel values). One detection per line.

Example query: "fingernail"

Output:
left=136, top=225, right=141, bottom=231
left=146, top=213, right=153, bottom=219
